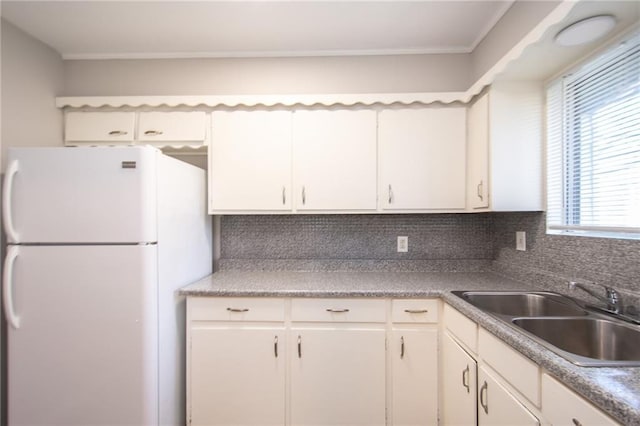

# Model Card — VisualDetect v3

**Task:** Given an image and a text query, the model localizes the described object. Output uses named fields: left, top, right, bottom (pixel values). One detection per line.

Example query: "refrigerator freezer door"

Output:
left=6, top=245, right=159, bottom=426
left=4, top=147, right=158, bottom=243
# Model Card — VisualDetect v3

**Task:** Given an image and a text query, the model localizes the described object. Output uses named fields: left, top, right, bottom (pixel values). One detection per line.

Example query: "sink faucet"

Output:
left=568, top=281, right=622, bottom=314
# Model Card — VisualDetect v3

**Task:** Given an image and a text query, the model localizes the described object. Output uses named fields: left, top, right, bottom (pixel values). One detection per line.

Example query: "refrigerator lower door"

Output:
left=4, top=146, right=158, bottom=244
left=6, top=245, right=159, bottom=426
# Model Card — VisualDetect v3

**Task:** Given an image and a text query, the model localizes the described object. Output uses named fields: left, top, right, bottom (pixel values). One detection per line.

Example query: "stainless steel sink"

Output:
left=512, top=317, right=640, bottom=366
left=453, top=291, right=588, bottom=317
left=452, top=290, right=640, bottom=367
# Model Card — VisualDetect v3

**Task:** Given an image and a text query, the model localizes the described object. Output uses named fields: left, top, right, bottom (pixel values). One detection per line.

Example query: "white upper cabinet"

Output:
left=466, top=82, right=543, bottom=211
left=467, top=93, right=490, bottom=209
left=379, top=108, right=466, bottom=211
left=137, top=111, right=206, bottom=143
left=209, top=111, right=292, bottom=212
left=64, top=111, right=207, bottom=146
left=292, top=110, right=377, bottom=211
left=65, top=112, right=135, bottom=143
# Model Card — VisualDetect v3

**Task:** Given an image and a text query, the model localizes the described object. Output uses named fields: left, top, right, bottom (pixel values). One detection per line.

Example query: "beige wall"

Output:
left=63, top=53, right=471, bottom=95
left=1, top=19, right=65, bottom=171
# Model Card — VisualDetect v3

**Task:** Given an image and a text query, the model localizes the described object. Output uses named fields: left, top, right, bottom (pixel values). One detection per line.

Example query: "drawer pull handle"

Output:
left=282, top=186, right=286, bottom=205
left=144, top=130, right=164, bottom=136
left=477, top=180, right=484, bottom=201
left=297, top=335, right=302, bottom=358
left=404, top=309, right=428, bottom=314
left=108, top=130, right=128, bottom=136
left=400, top=336, right=405, bottom=359
left=479, top=381, right=489, bottom=415
left=462, top=365, right=470, bottom=393
left=388, top=184, right=393, bottom=204
left=326, top=308, right=350, bottom=313
left=572, top=419, right=583, bottom=426
left=226, top=308, right=249, bottom=313
left=274, top=335, right=278, bottom=358
left=302, top=186, right=306, bottom=205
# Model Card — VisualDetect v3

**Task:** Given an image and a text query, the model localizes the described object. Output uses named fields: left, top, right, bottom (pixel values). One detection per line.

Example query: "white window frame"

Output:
left=546, top=31, right=640, bottom=240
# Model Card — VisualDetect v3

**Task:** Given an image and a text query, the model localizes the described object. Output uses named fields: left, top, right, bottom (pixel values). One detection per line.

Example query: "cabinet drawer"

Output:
left=392, top=299, right=439, bottom=323
left=65, top=112, right=135, bottom=143
left=443, top=304, right=478, bottom=353
left=188, top=297, right=285, bottom=322
left=291, top=298, right=386, bottom=323
left=479, top=327, right=540, bottom=406
left=138, top=111, right=206, bottom=142
left=542, top=374, right=619, bottom=426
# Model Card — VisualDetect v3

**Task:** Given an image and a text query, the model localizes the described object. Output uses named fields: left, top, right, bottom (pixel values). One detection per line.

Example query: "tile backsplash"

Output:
left=492, top=212, right=640, bottom=295
left=218, top=212, right=640, bottom=295
left=219, top=214, right=493, bottom=272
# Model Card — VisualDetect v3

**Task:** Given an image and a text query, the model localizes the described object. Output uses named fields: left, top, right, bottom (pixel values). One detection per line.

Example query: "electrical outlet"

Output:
left=397, top=236, right=408, bottom=253
left=516, top=231, right=526, bottom=251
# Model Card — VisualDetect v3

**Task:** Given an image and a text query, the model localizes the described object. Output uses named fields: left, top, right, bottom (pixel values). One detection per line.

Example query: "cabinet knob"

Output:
left=572, top=419, right=583, bottom=426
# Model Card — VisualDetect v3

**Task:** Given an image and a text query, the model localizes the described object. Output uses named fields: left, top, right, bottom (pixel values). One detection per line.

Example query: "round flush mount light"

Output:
left=554, top=15, right=617, bottom=47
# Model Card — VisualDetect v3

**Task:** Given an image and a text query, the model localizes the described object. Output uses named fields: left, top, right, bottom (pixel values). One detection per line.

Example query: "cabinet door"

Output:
left=441, top=332, right=477, bottom=426
left=209, top=111, right=292, bottom=211
left=379, top=108, right=466, bottom=210
left=138, top=111, right=206, bottom=142
left=189, top=327, right=286, bottom=426
left=391, top=328, right=438, bottom=426
left=478, top=366, right=539, bottom=426
left=65, top=111, right=135, bottom=143
left=542, top=374, right=619, bottom=426
left=293, top=110, right=377, bottom=211
left=467, top=93, right=490, bottom=209
left=291, top=327, right=386, bottom=426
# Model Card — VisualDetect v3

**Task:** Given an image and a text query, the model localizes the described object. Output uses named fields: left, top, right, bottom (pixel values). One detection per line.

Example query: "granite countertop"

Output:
left=180, top=270, right=640, bottom=425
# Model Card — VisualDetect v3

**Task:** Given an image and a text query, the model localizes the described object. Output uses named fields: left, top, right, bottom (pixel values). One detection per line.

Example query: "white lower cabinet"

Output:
left=477, top=365, right=540, bottom=426
left=443, top=304, right=540, bottom=426
left=542, top=374, right=620, bottom=426
left=189, top=327, right=286, bottom=426
left=441, top=332, right=477, bottom=426
left=390, top=328, right=438, bottom=426
left=290, top=327, right=386, bottom=426
left=188, top=299, right=620, bottom=426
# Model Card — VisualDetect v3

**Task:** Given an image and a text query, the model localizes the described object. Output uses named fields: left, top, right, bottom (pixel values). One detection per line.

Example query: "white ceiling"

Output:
left=1, top=1, right=514, bottom=59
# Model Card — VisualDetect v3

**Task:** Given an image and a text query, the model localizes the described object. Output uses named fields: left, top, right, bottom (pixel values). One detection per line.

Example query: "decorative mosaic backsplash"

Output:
left=218, top=212, right=640, bottom=294
left=491, top=212, right=640, bottom=294
left=219, top=214, right=494, bottom=272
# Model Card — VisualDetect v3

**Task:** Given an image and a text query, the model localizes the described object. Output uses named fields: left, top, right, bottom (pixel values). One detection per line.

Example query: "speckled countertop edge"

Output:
left=180, top=271, right=640, bottom=424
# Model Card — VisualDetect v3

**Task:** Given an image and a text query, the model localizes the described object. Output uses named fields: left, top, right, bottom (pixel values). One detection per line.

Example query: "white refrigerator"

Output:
left=2, top=146, right=212, bottom=425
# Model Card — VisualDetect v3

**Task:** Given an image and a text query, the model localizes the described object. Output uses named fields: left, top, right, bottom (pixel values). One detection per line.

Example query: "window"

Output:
left=547, top=31, right=640, bottom=239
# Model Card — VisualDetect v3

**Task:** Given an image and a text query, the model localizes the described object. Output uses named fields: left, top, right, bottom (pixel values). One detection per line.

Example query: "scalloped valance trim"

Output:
left=56, top=92, right=468, bottom=109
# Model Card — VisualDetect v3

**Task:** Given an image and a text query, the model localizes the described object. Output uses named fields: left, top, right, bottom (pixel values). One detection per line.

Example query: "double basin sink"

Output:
left=453, top=291, right=640, bottom=367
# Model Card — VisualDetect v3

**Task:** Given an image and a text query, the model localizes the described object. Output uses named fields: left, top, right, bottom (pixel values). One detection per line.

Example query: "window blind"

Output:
left=547, top=31, right=640, bottom=239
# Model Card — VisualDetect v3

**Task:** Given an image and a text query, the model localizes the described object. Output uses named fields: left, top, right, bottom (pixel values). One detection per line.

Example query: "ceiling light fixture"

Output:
left=555, top=15, right=617, bottom=47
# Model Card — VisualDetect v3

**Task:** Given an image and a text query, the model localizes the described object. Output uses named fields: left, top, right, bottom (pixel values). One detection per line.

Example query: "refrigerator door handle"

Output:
left=3, top=160, right=20, bottom=243
left=3, top=245, right=21, bottom=329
